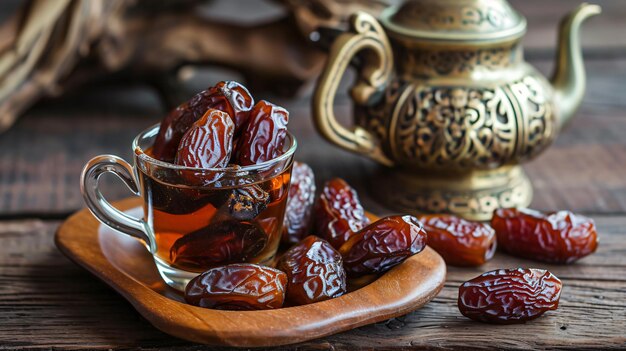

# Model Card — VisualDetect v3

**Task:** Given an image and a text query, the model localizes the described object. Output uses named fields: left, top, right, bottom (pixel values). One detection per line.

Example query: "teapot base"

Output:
left=372, top=165, right=532, bottom=221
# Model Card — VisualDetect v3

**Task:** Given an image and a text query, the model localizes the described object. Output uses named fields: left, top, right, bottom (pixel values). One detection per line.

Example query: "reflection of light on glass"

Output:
left=178, top=66, right=196, bottom=81
left=309, top=31, right=321, bottom=42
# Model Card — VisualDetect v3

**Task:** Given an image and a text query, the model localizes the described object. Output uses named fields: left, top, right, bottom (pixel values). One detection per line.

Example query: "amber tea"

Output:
left=139, top=160, right=291, bottom=273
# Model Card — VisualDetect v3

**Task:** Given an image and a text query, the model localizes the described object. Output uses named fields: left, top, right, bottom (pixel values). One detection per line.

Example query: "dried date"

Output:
left=153, top=81, right=253, bottom=162
left=339, top=215, right=427, bottom=276
left=226, top=185, right=270, bottom=220
left=175, top=109, right=234, bottom=170
left=258, top=217, right=279, bottom=237
left=195, top=165, right=270, bottom=221
left=170, top=220, right=267, bottom=269
left=491, top=208, right=598, bottom=264
left=314, top=178, right=369, bottom=249
left=458, top=268, right=562, bottom=324
left=216, top=81, right=255, bottom=132
left=185, top=263, right=287, bottom=310
left=142, top=171, right=211, bottom=214
left=420, top=214, right=496, bottom=267
left=282, top=162, right=316, bottom=244
left=236, top=100, right=289, bottom=166
left=277, top=236, right=346, bottom=305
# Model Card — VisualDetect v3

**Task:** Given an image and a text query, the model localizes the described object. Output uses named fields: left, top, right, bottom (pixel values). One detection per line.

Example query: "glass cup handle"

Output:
left=80, top=155, right=154, bottom=252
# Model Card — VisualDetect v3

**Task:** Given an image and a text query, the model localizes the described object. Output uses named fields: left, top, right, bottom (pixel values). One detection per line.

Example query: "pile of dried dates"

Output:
left=149, top=81, right=428, bottom=311
left=146, top=80, right=292, bottom=274
left=152, top=80, right=289, bottom=170
left=150, top=81, right=600, bottom=325
left=184, top=173, right=428, bottom=309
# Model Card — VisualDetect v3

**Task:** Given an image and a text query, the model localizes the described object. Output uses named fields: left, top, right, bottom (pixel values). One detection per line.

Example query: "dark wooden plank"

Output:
left=0, top=86, right=162, bottom=216
left=0, top=216, right=624, bottom=349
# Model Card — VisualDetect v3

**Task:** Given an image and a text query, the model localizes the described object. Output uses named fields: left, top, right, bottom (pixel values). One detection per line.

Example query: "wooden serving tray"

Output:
left=55, top=198, right=446, bottom=347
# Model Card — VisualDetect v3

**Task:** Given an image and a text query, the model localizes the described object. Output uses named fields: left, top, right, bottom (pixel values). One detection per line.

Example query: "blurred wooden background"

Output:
left=0, top=0, right=625, bottom=349
left=0, top=0, right=625, bottom=216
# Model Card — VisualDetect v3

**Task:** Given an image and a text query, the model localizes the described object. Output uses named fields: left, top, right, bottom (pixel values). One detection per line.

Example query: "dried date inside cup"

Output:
left=175, top=109, right=234, bottom=170
left=225, top=185, right=270, bottom=221
left=153, top=81, right=253, bottom=162
left=236, top=100, right=289, bottom=166
left=141, top=171, right=213, bottom=215
left=169, top=220, right=268, bottom=270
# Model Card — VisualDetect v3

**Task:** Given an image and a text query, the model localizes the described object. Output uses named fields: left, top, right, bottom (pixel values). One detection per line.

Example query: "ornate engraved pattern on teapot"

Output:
left=312, top=2, right=601, bottom=219
left=373, top=165, right=533, bottom=219
left=387, top=0, right=522, bottom=35
left=398, top=44, right=520, bottom=77
left=371, top=73, right=557, bottom=170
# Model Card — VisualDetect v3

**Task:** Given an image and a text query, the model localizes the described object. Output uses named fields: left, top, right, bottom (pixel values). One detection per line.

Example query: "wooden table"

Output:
left=1, top=1, right=625, bottom=349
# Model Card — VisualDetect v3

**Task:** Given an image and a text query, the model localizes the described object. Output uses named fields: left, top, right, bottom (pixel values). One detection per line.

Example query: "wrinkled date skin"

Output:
left=152, top=81, right=253, bottom=162
left=202, top=166, right=271, bottom=221
left=142, top=171, right=211, bottom=214
left=282, top=162, right=316, bottom=244
left=236, top=100, right=289, bottom=166
left=185, top=264, right=287, bottom=310
left=226, top=185, right=270, bottom=220
left=420, top=214, right=496, bottom=267
left=217, top=81, right=256, bottom=132
left=491, top=208, right=598, bottom=264
left=314, top=178, right=370, bottom=249
left=175, top=109, right=234, bottom=170
left=458, top=268, right=562, bottom=324
left=277, top=236, right=346, bottom=305
left=170, top=221, right=267, bottom=269
left=339, top=215, right=427, bottom=277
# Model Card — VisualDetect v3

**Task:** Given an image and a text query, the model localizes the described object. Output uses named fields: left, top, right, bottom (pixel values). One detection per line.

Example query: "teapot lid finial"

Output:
left=379, top=0, right=526, bottom=43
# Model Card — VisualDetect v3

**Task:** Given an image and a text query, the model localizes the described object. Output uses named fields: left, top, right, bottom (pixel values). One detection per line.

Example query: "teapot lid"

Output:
left=379, top=0, right=526, bottom=43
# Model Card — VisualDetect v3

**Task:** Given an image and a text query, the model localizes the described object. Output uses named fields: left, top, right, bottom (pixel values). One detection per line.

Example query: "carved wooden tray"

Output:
left=55, top=198, right=446, bottom=347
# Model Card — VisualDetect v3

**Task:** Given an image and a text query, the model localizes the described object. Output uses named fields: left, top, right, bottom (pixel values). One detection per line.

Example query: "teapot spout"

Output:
left=551, top=3, right=601, bottom=127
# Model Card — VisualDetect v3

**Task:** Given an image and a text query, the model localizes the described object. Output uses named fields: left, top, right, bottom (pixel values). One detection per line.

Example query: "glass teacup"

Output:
left=80, top=124, right=296, bottom=290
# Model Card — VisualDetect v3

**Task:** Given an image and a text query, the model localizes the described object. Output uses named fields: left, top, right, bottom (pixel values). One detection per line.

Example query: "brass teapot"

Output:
left=312, top=0, right=600, bottom=220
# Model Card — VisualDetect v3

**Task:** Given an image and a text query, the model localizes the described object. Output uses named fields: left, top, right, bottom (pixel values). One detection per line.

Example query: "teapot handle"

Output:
left=312, top=12, right=394, bottom=167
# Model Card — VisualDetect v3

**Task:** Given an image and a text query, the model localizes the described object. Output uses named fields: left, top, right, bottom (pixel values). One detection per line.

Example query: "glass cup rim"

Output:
left=132, top=123, right=298, bottom=173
